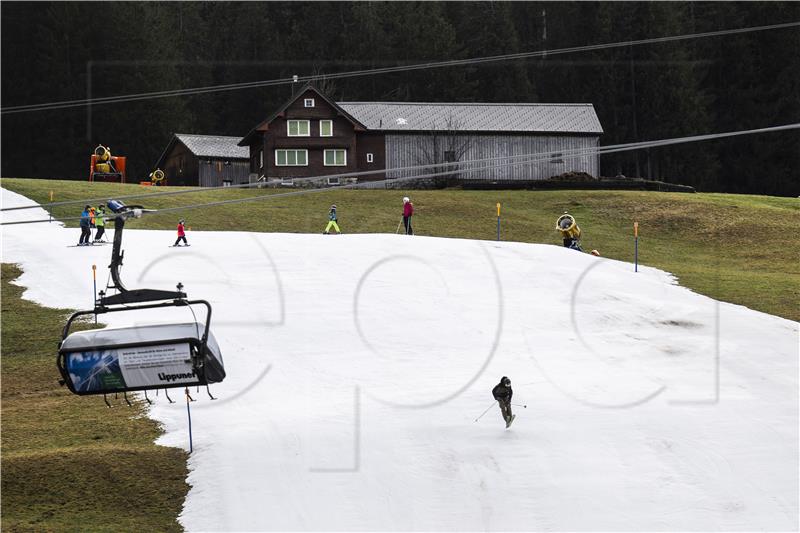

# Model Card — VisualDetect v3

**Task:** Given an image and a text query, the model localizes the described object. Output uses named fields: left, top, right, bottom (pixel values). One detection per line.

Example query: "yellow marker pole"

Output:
left=49, top=190, right=53, bottom=201
left=496, top=203, right=501, bottom=241
left=92, top=264, right=97, bottom=323
left=634, top=222, right=639, bottom=272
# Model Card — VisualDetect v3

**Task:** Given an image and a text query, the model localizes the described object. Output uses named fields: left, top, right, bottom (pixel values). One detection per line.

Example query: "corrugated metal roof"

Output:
left=175, top=134, right=249, bottom=159
left=337, top=102, right=603, bottom=134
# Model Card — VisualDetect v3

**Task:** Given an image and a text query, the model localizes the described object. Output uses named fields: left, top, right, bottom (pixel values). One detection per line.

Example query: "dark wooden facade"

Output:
left=242, top=87, right=386, bottom=185
left=156, top=134, right=249, bottom=187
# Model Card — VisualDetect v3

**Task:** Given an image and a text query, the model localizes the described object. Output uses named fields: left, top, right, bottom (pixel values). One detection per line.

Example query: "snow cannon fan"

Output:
left=57, top=199, right=225, bottom=407
left=149, top=168, right=165, bottom=185
left=555, top=213, right=581, bottom=240
left=93, top=145, right=114, bottom=174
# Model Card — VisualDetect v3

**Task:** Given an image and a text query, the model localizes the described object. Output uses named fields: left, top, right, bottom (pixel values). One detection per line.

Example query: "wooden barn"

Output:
left=239, top=85, right=603, bottom=186
left=155, top=134, right=249, bottom=187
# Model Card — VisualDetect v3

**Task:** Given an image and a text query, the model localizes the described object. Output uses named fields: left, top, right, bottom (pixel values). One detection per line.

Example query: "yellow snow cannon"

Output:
left=556, top=212, right=581, bottom=240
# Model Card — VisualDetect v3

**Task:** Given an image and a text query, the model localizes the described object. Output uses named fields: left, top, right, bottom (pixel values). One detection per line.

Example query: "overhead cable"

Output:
left=2, top=21, right=798, bottom=114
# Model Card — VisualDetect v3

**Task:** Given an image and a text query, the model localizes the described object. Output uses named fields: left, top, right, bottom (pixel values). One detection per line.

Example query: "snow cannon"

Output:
left=89, top=145, right=127, bottom=183
left=57, top=199, right=224, bottom=406
left=556, top=212, right=584, bottom=251
left=556, top=213, right=581, bottom=240
left=149, top=168, right=166, bottom=186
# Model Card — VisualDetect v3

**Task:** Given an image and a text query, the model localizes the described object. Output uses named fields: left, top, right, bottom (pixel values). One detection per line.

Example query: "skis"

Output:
left=169, top=244, right=191, bottom=247
left=67, top=242, right=107, bottom=247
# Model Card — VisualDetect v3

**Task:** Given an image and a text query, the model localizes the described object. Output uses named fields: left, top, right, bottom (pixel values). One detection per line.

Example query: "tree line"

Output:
left=2, top=2, right=798, bottom=195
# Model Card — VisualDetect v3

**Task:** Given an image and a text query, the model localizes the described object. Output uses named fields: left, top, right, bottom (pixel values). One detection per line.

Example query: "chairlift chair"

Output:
left=57, top=199, right=225, bottom=403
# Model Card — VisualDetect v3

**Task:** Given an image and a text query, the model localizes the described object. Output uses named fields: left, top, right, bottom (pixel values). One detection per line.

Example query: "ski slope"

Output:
left=2, top=188, right=797, bottom=531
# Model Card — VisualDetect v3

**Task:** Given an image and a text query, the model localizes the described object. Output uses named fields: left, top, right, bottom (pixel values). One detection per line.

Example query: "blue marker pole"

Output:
left=92, top=264, right=97, bottom=324
left=186, top=388, right=193, bottom=453
left=634, top=222, right=639, bottom=272
left=496, top=203, right=501, bottom=241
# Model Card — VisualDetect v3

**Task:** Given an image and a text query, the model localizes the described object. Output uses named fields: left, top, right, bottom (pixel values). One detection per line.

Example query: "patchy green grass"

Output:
left=3, top=178, right=798, bottom=321
left=1, top=264, right=188, bottom=532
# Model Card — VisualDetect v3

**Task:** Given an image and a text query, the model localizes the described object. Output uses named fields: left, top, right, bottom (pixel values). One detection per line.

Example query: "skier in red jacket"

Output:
left=402, top=196, right=414, bottom=235
left=174, top=219, right=188, bottom=246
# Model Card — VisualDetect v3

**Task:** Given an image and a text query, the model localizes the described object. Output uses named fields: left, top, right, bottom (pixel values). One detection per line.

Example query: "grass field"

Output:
left=0, top=264, right=188, bottom=532
left=3, top=178, right=798, bottom=321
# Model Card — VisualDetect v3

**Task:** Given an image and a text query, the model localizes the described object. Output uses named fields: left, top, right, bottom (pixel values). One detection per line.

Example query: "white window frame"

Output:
left=287, top=120, right=310, bottom=137
left=366, top=153, right=374, bottom=163
left=275, top=149, right=309, bottom=166
left=324, top=149, right=347, bottom=167
left=327, top=176, right=340, bottom=185
left=319, top=120, right=333, bottom=137
left=304, top=98, right=315, bottom=108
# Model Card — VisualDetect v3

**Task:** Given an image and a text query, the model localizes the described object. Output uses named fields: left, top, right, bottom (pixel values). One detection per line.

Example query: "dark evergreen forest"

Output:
left=2, top=2, right=798, bottom=195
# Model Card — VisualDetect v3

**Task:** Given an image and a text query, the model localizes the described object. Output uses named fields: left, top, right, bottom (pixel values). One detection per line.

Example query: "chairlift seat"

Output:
left=58, top=322, right=225, bottom=395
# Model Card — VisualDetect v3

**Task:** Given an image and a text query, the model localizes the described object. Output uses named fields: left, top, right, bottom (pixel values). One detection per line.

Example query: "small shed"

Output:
left=155, top=134, right=250, bottom=187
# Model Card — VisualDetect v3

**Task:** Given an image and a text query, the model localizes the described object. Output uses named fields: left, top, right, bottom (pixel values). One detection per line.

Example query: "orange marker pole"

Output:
left=634, top=222, right=639, bottom=272
left=496, top=203, right=501, bottom=241
left=92, top=264, right=97, bottom=323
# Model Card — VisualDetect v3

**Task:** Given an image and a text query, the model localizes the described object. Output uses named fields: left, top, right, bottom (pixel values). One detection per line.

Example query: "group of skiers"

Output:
left=77, top=205, right=108, bottom=245
left=323, top=196, right=414, bottom=235
left=77, top=205, right=189, bottom=247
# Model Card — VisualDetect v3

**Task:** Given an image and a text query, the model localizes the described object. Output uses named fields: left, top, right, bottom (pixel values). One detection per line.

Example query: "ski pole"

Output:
left=396, top=219, right=402, bottom=234
left=511, top=403, right=527, bottom=408
left=474, top=402, right=496, bottom=422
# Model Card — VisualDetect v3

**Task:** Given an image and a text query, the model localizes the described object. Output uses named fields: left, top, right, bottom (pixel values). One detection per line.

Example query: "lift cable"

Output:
left=2, top=21, right=797, bottom=114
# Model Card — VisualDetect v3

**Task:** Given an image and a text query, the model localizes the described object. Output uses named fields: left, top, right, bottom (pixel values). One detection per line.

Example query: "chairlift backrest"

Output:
left=58, top=322, right=225, bottom=395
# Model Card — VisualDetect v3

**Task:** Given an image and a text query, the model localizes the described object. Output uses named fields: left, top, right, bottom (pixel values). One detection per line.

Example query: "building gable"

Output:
left=238, top=84, right=366, bottom=146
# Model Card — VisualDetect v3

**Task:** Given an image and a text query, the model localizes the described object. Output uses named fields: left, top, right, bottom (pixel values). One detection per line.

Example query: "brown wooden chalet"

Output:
left=239, top=86, right=384, bottom=186
left=240, top=84, right=604, bottom=186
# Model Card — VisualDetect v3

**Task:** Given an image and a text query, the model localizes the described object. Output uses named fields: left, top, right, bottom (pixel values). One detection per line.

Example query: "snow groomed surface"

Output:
left=2, top=188, right=797, bottom=531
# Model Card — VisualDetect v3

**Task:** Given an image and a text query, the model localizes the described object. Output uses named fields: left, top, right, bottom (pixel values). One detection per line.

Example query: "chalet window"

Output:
left=327, top=176, right=340, bottom=185
left=444, top=150, right=456, bottom=162
left=288, top=120, right=310, bottom=137
left=259, top=150, right=264, bottom=169
left=550, top=152, right=564, bottom=164
left=324, top=149, right=347, bottom=166
left=366, top=153, right=374, bottom=163
left=320, top=120, right=333, bottom=137
left=275, top=149, right=308, bottom=166
left=304, top=98, right=315, bottom=108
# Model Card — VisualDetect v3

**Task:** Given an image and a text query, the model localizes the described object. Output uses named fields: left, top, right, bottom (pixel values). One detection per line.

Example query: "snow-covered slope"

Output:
left=2, top=188, right=797, bottom=531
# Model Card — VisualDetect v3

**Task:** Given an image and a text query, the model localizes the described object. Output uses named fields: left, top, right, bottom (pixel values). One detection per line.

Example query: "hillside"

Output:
left=2, top=178, right=798, bottom=321
left=1, top=187, right=797, bottom=531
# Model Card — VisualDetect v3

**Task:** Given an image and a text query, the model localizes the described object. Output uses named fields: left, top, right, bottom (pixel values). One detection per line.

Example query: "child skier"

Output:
left=174, top=219, right=188, bottom=246
left=492, top=376, right=515, bottom=428
left=93, top=205, right=107, bottom=242
left=402, top=196, right=414, bottom=235
left=78, top=205, right=91, bottom=245
left=323, top=204, right=340, bottom=234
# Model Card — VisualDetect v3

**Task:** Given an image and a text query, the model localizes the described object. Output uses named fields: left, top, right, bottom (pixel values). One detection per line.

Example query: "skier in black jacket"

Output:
left=492, top=376, right=514, bottom=427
